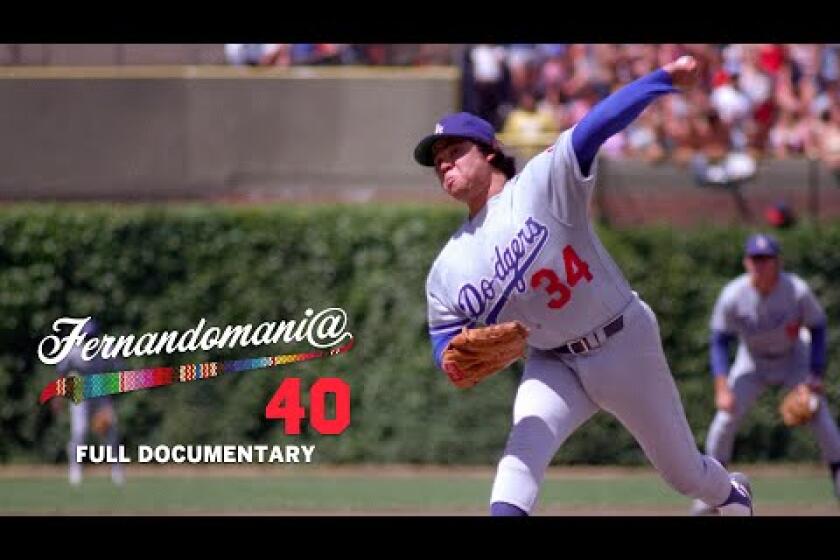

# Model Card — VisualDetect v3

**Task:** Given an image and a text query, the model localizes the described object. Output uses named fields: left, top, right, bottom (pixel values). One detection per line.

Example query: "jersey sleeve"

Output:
left=552, top=125, right=600, bottom=225
left=710, top=284, right=737, bottom=334
left=798, top=279, right=827, bottom=328
left=515, top=127, right=598, bottom=227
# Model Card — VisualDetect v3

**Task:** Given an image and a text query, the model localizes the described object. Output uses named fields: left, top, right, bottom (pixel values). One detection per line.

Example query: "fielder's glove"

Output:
left=91, top=407, right=114, bottom=436
left=441, top=321, right=529, bottom=389
left=779, top=383, right=820, bottom=427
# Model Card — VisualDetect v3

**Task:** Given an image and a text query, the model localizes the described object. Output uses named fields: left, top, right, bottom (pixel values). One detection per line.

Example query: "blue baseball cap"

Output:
left=745, top=233, right=781, bottom=257
left=413, top=112, right=498, bottom=167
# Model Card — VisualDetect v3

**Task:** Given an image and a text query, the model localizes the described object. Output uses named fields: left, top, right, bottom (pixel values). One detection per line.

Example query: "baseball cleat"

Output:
left=718, top=472, right=753, bottom=516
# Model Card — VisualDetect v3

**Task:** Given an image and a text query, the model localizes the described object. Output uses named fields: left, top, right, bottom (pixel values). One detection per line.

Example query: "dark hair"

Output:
left=478, top=144, right=517, bottom=179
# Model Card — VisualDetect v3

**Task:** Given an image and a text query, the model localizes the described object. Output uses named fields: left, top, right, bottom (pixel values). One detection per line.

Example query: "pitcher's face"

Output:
left=432, top=139, right=494, bottom=202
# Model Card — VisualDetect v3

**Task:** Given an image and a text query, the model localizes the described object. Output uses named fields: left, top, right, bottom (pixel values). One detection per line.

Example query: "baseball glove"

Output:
left=91, top=406, right=114, bottom=436
left=441, top=321, right=529, bottom=389
left=779, top=384, right=820, bottom=427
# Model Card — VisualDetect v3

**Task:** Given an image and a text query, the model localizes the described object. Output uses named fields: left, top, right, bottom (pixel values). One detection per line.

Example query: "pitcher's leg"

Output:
left=576, top=300, right=732, bottom=506
left=490, top=351, right=598, bottom=514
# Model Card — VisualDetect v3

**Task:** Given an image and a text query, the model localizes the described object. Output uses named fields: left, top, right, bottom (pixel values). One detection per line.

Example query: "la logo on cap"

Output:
left=757, top=236, right=768, bottom=249
left=435, top=123, right=444, bottom=133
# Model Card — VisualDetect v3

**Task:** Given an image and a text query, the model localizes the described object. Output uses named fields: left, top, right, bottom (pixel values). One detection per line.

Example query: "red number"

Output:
left=531, top=245, right=594, bottom=311
left=563, top=245, right=593, bottom=287
left=265, top=377, right=305, bottom=435
left=531, top=268, right=572, bottom=309
left=310, top=378, right=351, bottom=435
left=265, top=377, right=351, bottom=436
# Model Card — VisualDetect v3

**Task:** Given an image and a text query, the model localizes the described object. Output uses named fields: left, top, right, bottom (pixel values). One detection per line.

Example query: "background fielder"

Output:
left=418, top=56, right=753, bottom=516
left=692, top=233, right=840, bottom=513
left=51, top=318, right=125, bottom=486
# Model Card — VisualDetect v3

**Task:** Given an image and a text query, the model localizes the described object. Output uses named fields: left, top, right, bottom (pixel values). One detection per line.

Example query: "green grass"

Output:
left=0, top=476, right=492, bottom=514
left=1, top=469, right=838, bottom=515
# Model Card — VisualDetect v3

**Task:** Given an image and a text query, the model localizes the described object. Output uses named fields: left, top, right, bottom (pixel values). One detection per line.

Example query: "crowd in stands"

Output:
left=223, top=44, right=452, bottom=67
left=226, top=43, right=840, bottom=178
left=459, top=44, right=840, bottom=181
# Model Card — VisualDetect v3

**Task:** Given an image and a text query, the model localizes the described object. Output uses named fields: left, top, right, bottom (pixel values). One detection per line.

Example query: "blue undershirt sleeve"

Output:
left=431, top=331, right=458, bottom=371
left=571, top=68, right=678, bottom=176
left=710, top=330, right=735, bottom=378
left=809, top=324, right=827, bottom=377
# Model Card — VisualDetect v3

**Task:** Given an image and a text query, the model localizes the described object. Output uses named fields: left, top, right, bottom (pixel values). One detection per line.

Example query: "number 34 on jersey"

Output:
left=531, top=245, right=593, bottom=310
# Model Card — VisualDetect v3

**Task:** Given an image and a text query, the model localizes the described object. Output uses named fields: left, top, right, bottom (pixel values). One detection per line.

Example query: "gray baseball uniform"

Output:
left=427, top=128, right=734, bottom=513
left=57, top=345, right=124, bottom=485
left=705, top=272, right=840, bottom=467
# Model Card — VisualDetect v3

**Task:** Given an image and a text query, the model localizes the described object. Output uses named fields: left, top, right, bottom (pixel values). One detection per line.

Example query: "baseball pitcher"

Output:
left=415, top=56, right=754, bottom=516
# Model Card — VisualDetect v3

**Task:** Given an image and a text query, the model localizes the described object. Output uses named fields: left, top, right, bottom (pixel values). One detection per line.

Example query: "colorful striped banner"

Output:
left=39, top=337, right=354, bottom=405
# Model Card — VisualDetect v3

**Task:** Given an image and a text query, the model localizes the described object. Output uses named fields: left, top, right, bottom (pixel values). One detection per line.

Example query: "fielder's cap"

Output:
left=413, top=112, right=498, bottom=167
left=745, top=233, right=781, bottom=257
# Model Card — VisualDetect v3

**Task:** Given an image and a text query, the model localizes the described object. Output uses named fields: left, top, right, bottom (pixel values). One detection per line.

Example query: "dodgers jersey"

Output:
left=711, top=272, right=826, bottom=359
left=426, top=128, right=634, bottom=350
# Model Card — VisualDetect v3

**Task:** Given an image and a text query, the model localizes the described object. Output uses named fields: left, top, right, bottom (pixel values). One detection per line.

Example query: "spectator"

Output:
left=758, top=43, right=786, bottom=76
left=774, top=61, right=803, bottom=114
left=711, top=70, right=752, bottom=125
left=820, top=45, right=840, bottom=83
left=812, top=106, right=840, bottom=183
left=567, top=85, right=602, bottom=126
left=563, top=44, right=596, bottom=98
left=694, top=108, right=732, bottom=161
left=722, top=44, right=744, bottom=77
left=690, top=109, right=757, bottom=186
left=414, top=44, right=453, bottom=66
left=538, top=45, right=567, bottom=93
left=537, top=83, right=572, bottom=130
left=468, top=44, right=509, bottom=129
left=457, top=43, right=839, bottom=167
left=224, top=44, right=283, bottom=66
left=739, top=47, right=776, bottom=153
left=500, top=90, right=559, bottom=161
left=768, top=108, right=810, bottom=158
left=260, top=44, right=293, bottom=66
left=357, top=45, right=389, bottom=65
left=506, top=44, right=539, bottom=100
left=662, top=95, right=695, bottom=164
left=625, top=106, right=665, bottom=163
